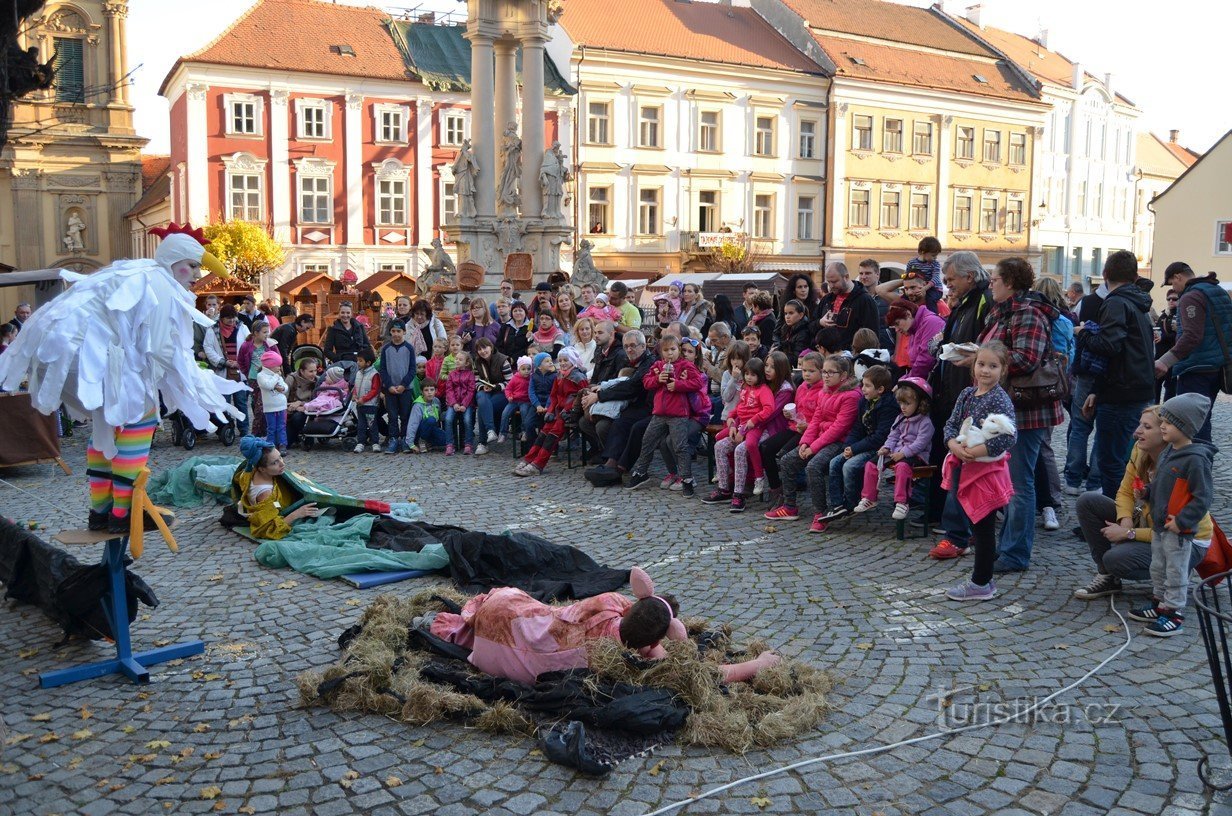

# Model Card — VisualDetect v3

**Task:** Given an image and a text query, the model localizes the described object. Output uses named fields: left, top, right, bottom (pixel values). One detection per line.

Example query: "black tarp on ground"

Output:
left=0, top=519, right=159, bottom=641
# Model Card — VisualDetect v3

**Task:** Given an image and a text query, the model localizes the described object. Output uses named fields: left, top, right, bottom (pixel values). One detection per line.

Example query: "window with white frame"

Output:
left=639, top=106, right=661, bottom=148
left=982, top=129, right=1001, bottom=163
left=225, top=93, right=262, bottom=136
left=378, top=178, right=406, bottom=225
left=797, top=195, right=815, bottom=240
left=909, top=191, right=930, bottom=231
left=849, top=189, right=870, bottom=228
left=799, top=120, right=817, bottom=159
left=1084, top=120, right=1092, bottom=155
left=375, top=105, right=407, bottom=143
left=442, top=181, right=457, bottom=222
left=1008, top=132, right=1027, bottom=165
left=443, top=112, right=466, bottom=146
left=228, top=172, right=262, bottom=221
left=880, top=190, right=901, bottom=230
left=698, top=191, right=719, bottom=233
left=1077, top=181, right=1087, bottom=216
left=754, top=116, right=775, bottom=156
left=1094, top=183, right=1104, bottom=218
left=953, top=194, right=972, bottom=232
left=588, top=186, right=611, bottom=233
left=980, top=196, right=998, bottom=233
left=753, top=194, right=774, bottom=238
left=303, top=263, right=331, bottom=275
left=587, top=101, right=610, bottom=144
left=297, top=99, right=330, bottom=139
left=637, top=188, right=661, bottom=235
left=1217, top=221, right=1232, bottom=255
left=852, top=115, right=873, bottom=151
left=299, top=176, right=331, bottom=223
left=912, top=121, right=933, bottom=155
left=956, top=126, right=975, bottom=160
left=699, top=110, right=719, bottom=152
left=378, top=262, right=407, bottom=273
left=1005, top=199, right=1024, bottom=234
left=883, top=118, right=903, bottom=153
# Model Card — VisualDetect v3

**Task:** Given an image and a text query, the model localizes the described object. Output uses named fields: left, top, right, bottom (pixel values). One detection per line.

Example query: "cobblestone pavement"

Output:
left=3, top=400, right=1232, bottom=816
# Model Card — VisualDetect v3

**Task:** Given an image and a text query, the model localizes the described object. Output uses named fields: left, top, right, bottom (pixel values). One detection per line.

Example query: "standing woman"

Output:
left=1030, top=277, right=1075, bottom=531
left=978, top=257, right=1065, bottom=573
left=679, top=283, right=713, bottom=333
left=712, top=294, right=739, bottom=337
left=785, top=274, right=821, bottom=320
left=409, top=299, right=447, bottom=359
left=498, top=300, right=534, bottom=361
left=381, top=295, right=414, bottom=342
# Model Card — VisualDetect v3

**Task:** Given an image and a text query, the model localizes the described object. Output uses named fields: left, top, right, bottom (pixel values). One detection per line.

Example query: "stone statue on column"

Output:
left=421, top=238, right=457, bottom=288
left=497, top=122, right=522, bottom=212
left=451, top=139, right=479, bottom=220
left=539, top=141, right=570, bottom=220
left=570, top=239, right=608, bottom=290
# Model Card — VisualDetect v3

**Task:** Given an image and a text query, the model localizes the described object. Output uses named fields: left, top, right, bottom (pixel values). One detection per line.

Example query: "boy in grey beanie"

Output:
left=1132, top=393, right=1216, bottom=637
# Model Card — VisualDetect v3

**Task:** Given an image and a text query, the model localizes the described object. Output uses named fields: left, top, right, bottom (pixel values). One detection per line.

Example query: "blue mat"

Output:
left=339, top=569, right=435, bottom=589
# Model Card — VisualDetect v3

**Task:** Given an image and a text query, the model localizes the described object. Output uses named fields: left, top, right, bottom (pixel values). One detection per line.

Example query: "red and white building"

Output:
left=157, top=0, right=569, bottom=287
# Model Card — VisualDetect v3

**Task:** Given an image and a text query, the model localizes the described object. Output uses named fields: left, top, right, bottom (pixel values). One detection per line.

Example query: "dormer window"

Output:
left=330, top=45, right=356, bottom=57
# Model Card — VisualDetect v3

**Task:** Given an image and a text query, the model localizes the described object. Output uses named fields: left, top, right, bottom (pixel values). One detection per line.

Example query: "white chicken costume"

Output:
left=0, top=223, right=248, bottom=530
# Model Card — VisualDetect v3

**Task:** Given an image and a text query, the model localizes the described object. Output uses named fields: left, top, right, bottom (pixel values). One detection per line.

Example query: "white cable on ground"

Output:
left=0, top=475, right=84, bottom=525
left=642, top=597, right=1133, bottom=816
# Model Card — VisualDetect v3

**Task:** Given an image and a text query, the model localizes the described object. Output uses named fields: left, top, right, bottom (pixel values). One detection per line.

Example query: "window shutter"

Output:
left=53, top=38, right=85, bottom=103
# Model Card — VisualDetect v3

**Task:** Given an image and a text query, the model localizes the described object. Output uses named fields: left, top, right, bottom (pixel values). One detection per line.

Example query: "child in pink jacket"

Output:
left=500, top=355, right=534, bottom=443
left=702, top=357, right=775, bottom=513
left=772, top=353, right=860, bottom=531
left=443, top=351, right=478, bottom=455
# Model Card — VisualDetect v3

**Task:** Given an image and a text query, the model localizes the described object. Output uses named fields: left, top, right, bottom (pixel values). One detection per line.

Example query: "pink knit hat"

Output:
left=260, top=349, right=283, bottom=369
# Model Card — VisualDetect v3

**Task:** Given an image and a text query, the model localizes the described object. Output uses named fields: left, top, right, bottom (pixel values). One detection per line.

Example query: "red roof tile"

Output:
left=127, top=155, right=171, bottom=218
left=560, top=0, right=825, bottom=74
left=160, top=0, right=407, bottom=95
left=782, top=0, right=991, bottom=57
left=140, top=155, right=170, bottom=190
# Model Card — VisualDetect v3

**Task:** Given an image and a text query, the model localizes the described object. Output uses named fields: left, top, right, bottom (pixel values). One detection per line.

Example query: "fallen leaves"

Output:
left=648, top=760, right=665, bottom=776
left=31, top=713, right=51, bottom=722
left=203, top=752, right=223, bottom=761
left=207, top=574, right=224, bottom=582
left=855, top=642, right=873, bottom=651
left=146, top=740, right=171, bottom=751
left=339, top=770, right=360, bottom=789
left=277, top=580, right=298, bottom=590
left=5, top=733, right=32, bottom=747
left=155, top=776, right=176, bottom=786
left=71, top=729, right=93, bottom=741
left=193, top=724, right=211, bottom=733
left=385, top=775, right=403, bottom=788
left=1104, top=624, right=1121, bottom=633
left=121, top=725, right=137, bottom=734
left=18, top=647, right=39, bottom=659
left=79, top=705, right=93, bottom=720
left=751, top=796, right=772, bottom=809
left=199, top=786, right=222, bottom=800
left=228, top=715, right=253, bottom=729
left=238, top=807, right=256, bottom=815
left=38, top=733, right=59, bottom=744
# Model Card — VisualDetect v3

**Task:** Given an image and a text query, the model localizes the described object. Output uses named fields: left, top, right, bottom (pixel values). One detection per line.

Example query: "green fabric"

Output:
left=147, top=455, right=242, bottom=507
left=245, top=512, right=450, bottom=579
left=385, top=20, right=576, bottom=95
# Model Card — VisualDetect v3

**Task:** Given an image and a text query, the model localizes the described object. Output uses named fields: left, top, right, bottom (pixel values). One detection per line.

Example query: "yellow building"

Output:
left=1151, top=129, right=1232, bottom=284
left=762, top=0, right=1049, bottom=269
left=0, top=0, right=145, bottom=297
left=1135, top=130, right=1200, bottom=277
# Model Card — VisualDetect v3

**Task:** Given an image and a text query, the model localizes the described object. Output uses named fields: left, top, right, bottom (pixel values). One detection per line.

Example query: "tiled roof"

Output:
left=559, top=0, right=825, bottom=74
left=1161, top=137, right=1201, bottom=167
left=812, top=34, right=1039, bottom=103
left=1151, top=129, right=1229, bottom=206
left=386, top=21, right=575, bottom=95
left=781, top=0, right=990, bottom=57
left=140, top=155, right=170, bottom=190
left=126, top=155, right=171, bottom=218
left=160, top=0, right=408, bottom=95
left=1138, top=132, right=1200, bottom=178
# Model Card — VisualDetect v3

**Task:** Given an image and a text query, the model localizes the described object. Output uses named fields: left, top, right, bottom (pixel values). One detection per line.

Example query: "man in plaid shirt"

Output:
left=979, top=258, right=1064, bottom=573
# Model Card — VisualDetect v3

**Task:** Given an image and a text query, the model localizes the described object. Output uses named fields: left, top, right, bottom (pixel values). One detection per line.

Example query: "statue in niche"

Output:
left=570, top=239, right=608, bottom=291
left=497, top=122, right=522, bottom=211
left=63, top=211, right=86, bottom=253
left=539, top=141, right=571, bottom=219
left=420, top=238, right=457, bottom=288
left=451, top=139, right=478, bottom=220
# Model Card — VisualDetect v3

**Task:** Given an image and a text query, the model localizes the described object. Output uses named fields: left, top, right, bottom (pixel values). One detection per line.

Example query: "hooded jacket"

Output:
left=322, top=317, right=371, bottom=363
left=642, top=358, right=703, bottom=418
left=800, top=380, right=860, bottom=453
left=1150, top=439, right=1217, bottom=536
left=1081, top=283, right=1156, bottom=404
left=816, top=281, right=880, bottom=351
left=904, top=307, right=946, bottom=381
left=772, top=316, right=816, bottom=363
left=845, top=393, right=900, bottom=455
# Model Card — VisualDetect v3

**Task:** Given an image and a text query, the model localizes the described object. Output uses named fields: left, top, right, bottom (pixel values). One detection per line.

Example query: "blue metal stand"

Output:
left=39, top=536, right=205, bottom=689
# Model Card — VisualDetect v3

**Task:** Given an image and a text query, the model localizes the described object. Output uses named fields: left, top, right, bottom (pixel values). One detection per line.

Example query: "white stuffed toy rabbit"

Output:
left=955, top=413, right=1016, bottom=462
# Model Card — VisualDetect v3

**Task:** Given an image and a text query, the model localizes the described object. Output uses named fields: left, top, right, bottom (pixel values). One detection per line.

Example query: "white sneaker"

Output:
left=352, top=443, right=364, bottom=453
left=853, top=498, right=877, bottom=513
left=371, top=443, right=382, bottom=452
left=497, top=434, right=507, bottom=444
left=486, top=430, right=497, bottom=443
left=1042, top=507, right=1060, bottom=530
left=891, top=502, right=910, bottom=520
left=474, top=444, right=489, bottom=456
left=417, top=441, right=427, bottom=453
left=753, top=476, right=767, bottom=495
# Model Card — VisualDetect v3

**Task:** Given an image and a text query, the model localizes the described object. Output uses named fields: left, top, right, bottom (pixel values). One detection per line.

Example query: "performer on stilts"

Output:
left=0, top=223, right=247, bottom=533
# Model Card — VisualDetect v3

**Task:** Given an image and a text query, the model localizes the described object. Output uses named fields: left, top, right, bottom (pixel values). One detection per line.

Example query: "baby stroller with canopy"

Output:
left=293, top=345, right=359, bottom=450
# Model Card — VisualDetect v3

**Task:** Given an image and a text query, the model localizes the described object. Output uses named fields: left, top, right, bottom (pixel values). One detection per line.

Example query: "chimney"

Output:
left=965, top=3, right=983, bottom=28
left=1104, top=72, right=1114, bottom=98
left=1037, top=28, right=1049, bottom=49
left=1170, top=129, right=1180, bottom=144
left=1072, top=62, right=1082, bottom=91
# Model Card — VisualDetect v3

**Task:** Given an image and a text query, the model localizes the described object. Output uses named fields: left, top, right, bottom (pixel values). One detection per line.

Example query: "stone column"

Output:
left=103, top=1, right=129, bottom=105
left=185, top=83, right=210, bottom=226
left=494, top=40, right=517, bottom=152
left=467, top=32, right=496, bottom=218
left=344, top=92, right=364, bottom=246
left=270, top=89, right=291, bottom=243
left=520, top=35, right=546, bottom=219
left=415, top=98, right=435, bottom=248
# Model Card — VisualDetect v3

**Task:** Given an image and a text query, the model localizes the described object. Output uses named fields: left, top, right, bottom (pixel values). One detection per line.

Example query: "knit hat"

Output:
left=260, top=349, right=283, bottom=369
left=416, top=355, right=428, bottom=366
left=557, top=347, right=584, bottom=370
left=532, top=352, right=552, bottom=370
left=1160, top=393, right=1211, bottom=441
left=239, top=435, right=275, bottom=471
left=516, top=355, right=533, bottom=369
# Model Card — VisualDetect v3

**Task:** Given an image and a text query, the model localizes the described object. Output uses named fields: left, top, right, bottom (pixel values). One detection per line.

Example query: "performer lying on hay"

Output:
left=301, top=572, right=830, bottom=775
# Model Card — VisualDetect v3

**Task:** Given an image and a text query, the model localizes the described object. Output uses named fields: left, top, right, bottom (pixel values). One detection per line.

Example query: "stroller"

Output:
left=160, top=379, right=237, bottom=451
left=294, top=345, right=359, bottom=450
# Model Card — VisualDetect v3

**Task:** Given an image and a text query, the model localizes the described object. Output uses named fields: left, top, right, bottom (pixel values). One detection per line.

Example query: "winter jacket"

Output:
left=762, top=380, right=797, bottom=437
left=284, top=370, right=318, bottom=405
left=1116, top=444, right=1213, bottom=542
left=425, top=356, right=444, bottom=390
left=730, top=383, right=775, bottom=430
left=498, top=320, right=534, bottom=361
left=747, top=310, right=777, bottom=350
left=322, top=318, right=371, bottom=363
left=884, top=412, right=934, bottom=461
left=1160, top=277, right=1232, bottom=378
left=354, top=366, right=381, bottom=405
left=904, top=308, right=945, bottom=381
left=680, top=299, right=713, bottom=332
left=590, top=340, right=629, bottom=387
left=530, top=369, right=557, bottom=408
left=845, top=394, right=899, bottom=455
left=943, top=385, right=1018, bottom=459
left=378, top=341, right=417, bottom=394
left=444, top=368, right=477, bottom=409
left=237, top=339, right=271, bottom=381
left=1150, top=440, right=1217, bottom=536
left=504, top=371, right=531, bottom=403
left=979, top=294, right=1063, bottom=430
left=545, top=369, right=590, bottom=418
left=687, top=373, right=712, bottom=426
left=772, top=317, right=816, bottom=363
left=816, top=281, right=880, bottom=351
left=791, top=379, right=826, bottom=432
left=202, top=321, right=250, bottom=374
left=642, top=359, right=703, bottom=418
left=800, top=381, right=860, bottom=453
left=597, top=349, right=657, bottom=411
left=931, top=281, right=993, bottom=419
left=941, top=455, right=1013, bottom=524
left=256, top=367, right=288, bottom=413
left=1080, top=284, right=1156, bottom=404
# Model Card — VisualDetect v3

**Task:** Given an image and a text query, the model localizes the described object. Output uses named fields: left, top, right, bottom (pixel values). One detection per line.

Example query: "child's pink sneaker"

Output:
left=445, top=444, right=456, bottom=456
left=463, top=444, right=474, bottom=455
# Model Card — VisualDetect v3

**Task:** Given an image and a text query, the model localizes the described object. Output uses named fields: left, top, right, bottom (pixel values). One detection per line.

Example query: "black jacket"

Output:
left=322, top=318, right=371, bottom=363
left=931, top=281, right=993, bottom=417
left=1082, top=284, right=1156, bottom=404
left=815, top=281, right=880, bottom=352
left=771, top=317, right=816, bottom=363
left=597, top=348, right=657, bottom=411
left=269, top=323, right=301, bottom=374
left=497, top=321, right=533, bottom=362
left=590, top=340, right=629, bottom=387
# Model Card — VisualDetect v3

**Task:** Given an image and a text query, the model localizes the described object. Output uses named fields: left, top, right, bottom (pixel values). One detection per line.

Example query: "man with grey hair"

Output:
left=7, top=302, right=31, bottom=334
left=815, top=261, right=879, bottom=352
left=583, top=328, right=657, bottom=483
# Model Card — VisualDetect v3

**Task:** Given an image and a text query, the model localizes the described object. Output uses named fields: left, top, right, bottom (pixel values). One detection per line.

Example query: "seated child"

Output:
left=527, top=351, right=557, bottom=440
left=425, top=342, right=447, bottom=392
left=588, top=367, right=634, bottom=422
left=514, top=347, right=589, bottom=476
left=302, top=366, right=349, bottom=414
left=429, top=566, right=780, bottom=684
left=740, top=324, right=768, bottom=361
left=854, top=375, right=934, bottom=521
left=438, top=335, right=464, bottom=388
left=820, top=364, right=898, bottom=522
left=408, top=382, right=448, bottom=452
left=532, top=312, right=565, bottom=356
left=500, top=355, right=535, bottom=443
left=852, top=327, right=893, bottom=381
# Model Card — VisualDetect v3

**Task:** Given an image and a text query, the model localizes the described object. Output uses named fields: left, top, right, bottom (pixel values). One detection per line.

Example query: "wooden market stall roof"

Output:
left=355, top=269, right=419, bottom=296
left=190, top=272, right=256, bottom=297
left=276, top=270, right=334, bottom=296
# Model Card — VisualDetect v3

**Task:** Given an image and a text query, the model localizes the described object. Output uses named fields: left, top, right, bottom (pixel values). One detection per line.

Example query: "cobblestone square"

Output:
left=3, top=402, right=1232, bottom=815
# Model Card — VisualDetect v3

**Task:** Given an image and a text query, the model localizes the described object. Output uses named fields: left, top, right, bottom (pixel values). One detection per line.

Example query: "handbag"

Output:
left=1009, top=350, right=1070, bottom=408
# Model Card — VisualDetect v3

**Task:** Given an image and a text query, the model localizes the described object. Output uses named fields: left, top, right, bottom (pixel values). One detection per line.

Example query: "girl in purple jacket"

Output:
left=853, top=376, right=934, bottom=521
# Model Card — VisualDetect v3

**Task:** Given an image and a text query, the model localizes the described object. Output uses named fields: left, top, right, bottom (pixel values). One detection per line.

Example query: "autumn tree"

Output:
left=202, top=220, right=286, bottom=288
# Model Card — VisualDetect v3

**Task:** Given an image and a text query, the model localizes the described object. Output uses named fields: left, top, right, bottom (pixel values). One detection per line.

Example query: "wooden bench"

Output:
left=895, top=465, right=938, bottom=541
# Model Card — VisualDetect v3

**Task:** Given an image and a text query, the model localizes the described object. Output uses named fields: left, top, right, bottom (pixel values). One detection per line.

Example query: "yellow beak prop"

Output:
left=201, top=249, right=229, bottom=279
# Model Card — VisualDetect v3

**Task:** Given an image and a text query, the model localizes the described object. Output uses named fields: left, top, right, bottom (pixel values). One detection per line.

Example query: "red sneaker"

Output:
left=809, top=514, right=827, bottom=533
left=929, top=539, right=968, bottom=560
left=763, top=505, right=800, bottom=520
